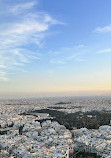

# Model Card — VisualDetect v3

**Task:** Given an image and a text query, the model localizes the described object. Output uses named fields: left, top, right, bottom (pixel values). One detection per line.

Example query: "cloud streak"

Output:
left=11, top=1, right=37, bottom=14
left=0, top=71, right=9, bottom=82
left=98, top=48, right=111, bottom=54
left=0, top=0, right=62, bottom=82
left=49, top=46, right=86, bottom=65
left=95, top=24, right=111, bottom=33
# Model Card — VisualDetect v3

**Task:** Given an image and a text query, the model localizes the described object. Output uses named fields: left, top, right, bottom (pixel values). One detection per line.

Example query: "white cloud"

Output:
left=7, top=19, right=49, bottom=35
left=95, top=24, right=111, bottom=33
left=98, top=48, right=111, bottom=54
left=11, top=1, right=37, bottom=14
left=0, top=71, right=9, bottom=82
left=0, top=65, right=7, bottom=68
left=0, top=1, right=63, bottom=81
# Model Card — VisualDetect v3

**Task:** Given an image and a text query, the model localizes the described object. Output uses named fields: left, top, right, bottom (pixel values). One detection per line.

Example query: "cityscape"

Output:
left=0, top=0, right=111, bottom=157
left=0, top=96, right=111, bottom=157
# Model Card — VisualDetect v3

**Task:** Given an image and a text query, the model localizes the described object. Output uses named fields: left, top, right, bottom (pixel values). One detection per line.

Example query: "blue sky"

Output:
left=0, top=0, right=111, bottom=97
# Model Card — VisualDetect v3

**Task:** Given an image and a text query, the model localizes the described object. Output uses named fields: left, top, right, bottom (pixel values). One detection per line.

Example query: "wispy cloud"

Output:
left=49, top=46, right=86, bottom=65
left=0, top=0, right=63, bottom=81
left=50, top=59, right=66, bottom=64
left=0, top=77, right=8, bottom=82
left=98, top=48, right=111, bottom=54
left=0, top=65, right=7, bottom=68
left=94, top=24, right=111, bottom=33
left=50, top=55, right=86, bottom=65
left=11, top=1, right=37, bottom=14
left=0, top=71, right=9, bottom=82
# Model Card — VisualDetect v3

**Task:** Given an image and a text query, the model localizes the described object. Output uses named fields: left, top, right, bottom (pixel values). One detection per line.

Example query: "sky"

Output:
left=0, top=0, right=111, bottom=97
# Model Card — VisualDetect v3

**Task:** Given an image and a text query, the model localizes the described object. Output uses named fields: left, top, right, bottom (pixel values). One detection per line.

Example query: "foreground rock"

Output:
left=72, top=125, right=111, bottom=158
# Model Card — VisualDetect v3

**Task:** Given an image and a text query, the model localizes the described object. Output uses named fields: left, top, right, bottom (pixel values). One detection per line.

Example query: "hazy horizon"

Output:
left=0, top=90, right=111, bottom=99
